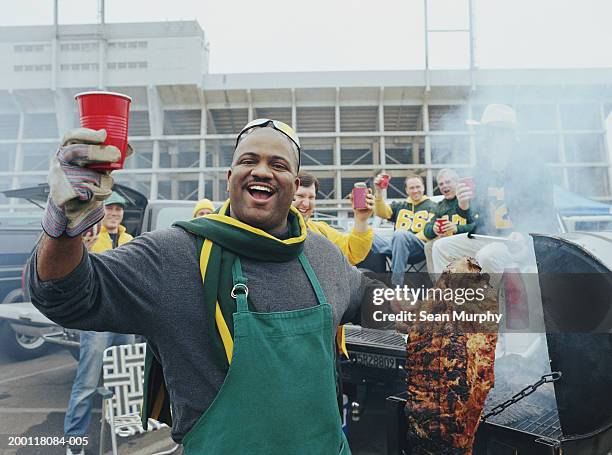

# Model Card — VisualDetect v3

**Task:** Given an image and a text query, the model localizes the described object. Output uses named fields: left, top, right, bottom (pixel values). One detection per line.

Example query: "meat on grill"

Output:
left=402, top=257, right=499, bottom=454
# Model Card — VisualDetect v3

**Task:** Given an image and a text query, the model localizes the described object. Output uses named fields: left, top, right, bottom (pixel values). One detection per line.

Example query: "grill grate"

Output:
left=511, top=408, right=562, bottom=439
left=345, top=326, right=406, bottom=349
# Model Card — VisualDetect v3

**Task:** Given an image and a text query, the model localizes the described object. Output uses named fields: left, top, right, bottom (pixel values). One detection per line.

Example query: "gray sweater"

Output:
left=28, top=227, right=369, bottom=442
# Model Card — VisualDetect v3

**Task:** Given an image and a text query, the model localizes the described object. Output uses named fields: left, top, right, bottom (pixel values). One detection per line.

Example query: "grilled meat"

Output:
left=404, top=257, right=498, bottom=454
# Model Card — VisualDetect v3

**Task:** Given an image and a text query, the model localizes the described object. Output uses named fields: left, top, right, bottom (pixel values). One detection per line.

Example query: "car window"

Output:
left=154, top=207, right=195, bottom=230
left=0, top=213, right=43, bottom=229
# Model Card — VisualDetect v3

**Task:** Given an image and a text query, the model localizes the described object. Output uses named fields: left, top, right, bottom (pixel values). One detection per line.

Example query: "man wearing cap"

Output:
left=431, top=104, right=556, bottom=275
left=63, top=191, right=134, bottom=455
left=293, top=171, right=374, bottom=266
left=29, top=120, right=373, bottom=454
left=193, top=198, right=215, bottom=218
left=91, top=192, right=133, bottom=251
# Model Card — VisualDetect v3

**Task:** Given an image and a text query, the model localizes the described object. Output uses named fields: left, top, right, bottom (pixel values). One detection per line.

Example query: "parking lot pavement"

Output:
left=0, top=348, right=386, bottom=455
left=0, top=349, right=179, bottom=455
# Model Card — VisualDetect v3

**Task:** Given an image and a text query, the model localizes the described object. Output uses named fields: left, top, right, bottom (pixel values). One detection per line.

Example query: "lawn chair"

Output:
left=97, top=342, right=179, bottom=455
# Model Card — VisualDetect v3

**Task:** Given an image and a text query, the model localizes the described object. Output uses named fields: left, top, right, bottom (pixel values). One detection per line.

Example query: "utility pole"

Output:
left=97, top=0, right=107, bottom=89
left=423, top=0, right=477, bottom=92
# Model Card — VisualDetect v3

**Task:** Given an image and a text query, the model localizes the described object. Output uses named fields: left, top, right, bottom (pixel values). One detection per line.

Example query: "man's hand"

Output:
left=43, top=128, right=124, bottom=238
left=433, top=221, right=443, bottom=236
left=373, top=173, right=386, bottom=198
left=390, top=295, right=413, bottom=334
left=442, top=221, right=458, bottom=236
left=433, top=220, right=456, bottom=236
left=456, top=182, right=472, bottom=210
left=349, top=189, right=374, bottom=233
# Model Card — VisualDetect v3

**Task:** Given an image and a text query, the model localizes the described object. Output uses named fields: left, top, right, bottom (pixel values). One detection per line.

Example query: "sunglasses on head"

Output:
left=236, top=118, right=301, bottom=168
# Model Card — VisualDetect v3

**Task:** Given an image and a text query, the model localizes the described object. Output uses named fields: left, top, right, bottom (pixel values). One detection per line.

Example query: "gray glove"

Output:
left=42, top=128, right=128, bottom=238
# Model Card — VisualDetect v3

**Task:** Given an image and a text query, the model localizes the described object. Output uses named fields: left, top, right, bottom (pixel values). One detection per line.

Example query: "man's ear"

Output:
left=226, top=169, right=232, bottom=192
left=295, top=175, right=301, bottom=191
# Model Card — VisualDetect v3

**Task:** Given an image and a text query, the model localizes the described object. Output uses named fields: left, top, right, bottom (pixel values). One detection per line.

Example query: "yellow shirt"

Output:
left=306, top=219, right=373, bottom=266
left=91, top=225, right=134, bottom=253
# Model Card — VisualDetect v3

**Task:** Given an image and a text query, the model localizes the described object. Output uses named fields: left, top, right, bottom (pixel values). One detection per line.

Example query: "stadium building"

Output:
left=1, top=19, right=612, bottom=213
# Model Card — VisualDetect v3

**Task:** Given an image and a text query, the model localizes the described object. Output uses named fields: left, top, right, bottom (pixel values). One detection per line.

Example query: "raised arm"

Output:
left=37, top=235, right=84, bottom=281
left=29, top=227, right=196, bottom=336
left=38, top=128, right=122, bottom=279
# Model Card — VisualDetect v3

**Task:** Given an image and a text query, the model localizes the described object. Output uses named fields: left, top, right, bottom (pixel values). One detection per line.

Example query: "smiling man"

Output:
left=29, top=119, right=369, bottom=454
left=91, top=192, right=133, bottom=251
left=421, top=169, right=475, bottom=274
left=422, top=169, right=474, bottom=241
left=372, top=173, right=438, bottom=286
left=293, top=171, right=374, bottom=266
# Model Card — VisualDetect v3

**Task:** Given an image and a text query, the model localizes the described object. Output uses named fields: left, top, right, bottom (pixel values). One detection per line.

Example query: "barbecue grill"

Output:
left=381, top=232, right=612, bottom=454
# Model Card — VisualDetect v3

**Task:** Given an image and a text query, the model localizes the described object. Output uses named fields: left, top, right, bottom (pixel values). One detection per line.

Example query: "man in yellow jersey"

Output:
left=372, top=173, right=437, bottom=285
left=293, top=171, right=374, bottom=266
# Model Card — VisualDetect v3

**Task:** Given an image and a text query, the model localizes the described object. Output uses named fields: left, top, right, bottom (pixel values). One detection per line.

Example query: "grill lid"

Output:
left=533, top=233, right=612, bottom=437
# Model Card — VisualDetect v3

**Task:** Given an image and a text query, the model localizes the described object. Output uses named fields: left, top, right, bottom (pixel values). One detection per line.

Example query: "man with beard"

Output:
left=29, top=119, right=370, bottom=454
left=430, top=104, right=556, bottom=275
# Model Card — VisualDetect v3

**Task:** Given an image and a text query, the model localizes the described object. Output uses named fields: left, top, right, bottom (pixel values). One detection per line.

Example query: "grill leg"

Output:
left=386, top=393, right=408, bottom=455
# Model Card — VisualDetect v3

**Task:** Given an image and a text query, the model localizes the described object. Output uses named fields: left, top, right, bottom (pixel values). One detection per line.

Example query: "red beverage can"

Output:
left=75, top=91, right=132, bottom=172
left=379, top=173, right=391, bottom=189
left=458, top=176, right=475, bottom=194
left=352, top=183, right=368, bottom=209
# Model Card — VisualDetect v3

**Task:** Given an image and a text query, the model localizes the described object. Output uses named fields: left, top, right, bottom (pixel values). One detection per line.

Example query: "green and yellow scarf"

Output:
left=142, top=200, right=307, bottom=428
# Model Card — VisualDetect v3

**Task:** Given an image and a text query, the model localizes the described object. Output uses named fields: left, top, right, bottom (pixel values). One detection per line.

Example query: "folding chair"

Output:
left=97, top=342, right=179, bottom=455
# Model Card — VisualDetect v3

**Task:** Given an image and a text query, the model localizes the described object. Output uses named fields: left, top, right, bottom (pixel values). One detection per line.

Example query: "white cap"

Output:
left=466, top=104, right=517, bottom=129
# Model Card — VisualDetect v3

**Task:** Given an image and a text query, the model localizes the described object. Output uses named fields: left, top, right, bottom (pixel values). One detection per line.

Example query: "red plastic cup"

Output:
left=458, top=176, right=475, bottom=194
left=435, top=219, right=446, bottom=233
left=352, top=183, right=368, bottom=209
left=75, top=91, right=132, bottom=171
left=379, top=173, right=391, bottom=189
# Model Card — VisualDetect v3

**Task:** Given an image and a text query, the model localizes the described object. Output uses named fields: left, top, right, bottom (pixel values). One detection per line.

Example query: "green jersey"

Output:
left=423, top=196, right=476, bottom=240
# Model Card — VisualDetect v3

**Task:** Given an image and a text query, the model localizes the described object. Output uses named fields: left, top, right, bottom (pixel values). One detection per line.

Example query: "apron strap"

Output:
left=298, top=253, right=328, bottom=306
left=231, top=257, right=249, bottom=313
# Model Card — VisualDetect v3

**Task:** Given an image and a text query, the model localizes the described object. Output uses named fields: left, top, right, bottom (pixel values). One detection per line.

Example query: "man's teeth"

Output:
left=249, top=185, right=272, bottom=193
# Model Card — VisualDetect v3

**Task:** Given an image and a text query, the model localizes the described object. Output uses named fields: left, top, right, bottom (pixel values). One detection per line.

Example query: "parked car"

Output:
left=0, top=184, right=151, bottom=360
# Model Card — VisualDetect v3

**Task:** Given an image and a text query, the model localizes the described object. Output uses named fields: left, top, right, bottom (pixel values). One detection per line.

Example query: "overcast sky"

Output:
left=3, top=0, right=612, bottom=73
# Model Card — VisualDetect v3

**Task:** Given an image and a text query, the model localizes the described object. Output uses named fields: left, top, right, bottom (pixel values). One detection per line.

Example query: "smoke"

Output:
left=432, top=93, right=611, bottom=417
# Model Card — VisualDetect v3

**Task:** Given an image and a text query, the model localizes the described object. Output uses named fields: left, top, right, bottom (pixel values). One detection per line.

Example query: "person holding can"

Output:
left=28, top=118, right=378, bottom=454
left=292, top=172, right=374, bottom=266
left=372, top=172, right=438, bottom=286
left=421, top=168, right=476, bottom=274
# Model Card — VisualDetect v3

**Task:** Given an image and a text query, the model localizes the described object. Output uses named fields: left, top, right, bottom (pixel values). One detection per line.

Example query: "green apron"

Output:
left=182, top=254, right=351, bottom=455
